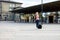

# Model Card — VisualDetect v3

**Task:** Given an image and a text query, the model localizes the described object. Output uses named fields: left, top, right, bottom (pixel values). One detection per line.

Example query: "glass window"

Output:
left=47, top=12, right=50, bottom=15
left=42, top=13, right=46, bottom=17
left=9, top=8, right=12, bottom=11
left=10, top=4, right=16, bottom=7
left=0, top=3, right=2, bottom=12
left=58, top=11, right=60, bottom=14
left=9, top=4, right=16, bottom=11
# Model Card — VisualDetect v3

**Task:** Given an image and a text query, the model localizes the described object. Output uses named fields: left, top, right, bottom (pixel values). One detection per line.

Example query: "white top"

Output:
left=35, top=12, right=39, bottom=20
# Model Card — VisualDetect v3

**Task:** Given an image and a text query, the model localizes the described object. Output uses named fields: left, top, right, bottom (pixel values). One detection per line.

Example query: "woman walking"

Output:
left=35, top=12, right=42, bottom=29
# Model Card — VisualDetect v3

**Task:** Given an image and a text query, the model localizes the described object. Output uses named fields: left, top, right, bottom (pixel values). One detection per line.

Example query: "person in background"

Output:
left=35, top=12, right=42, bottom=29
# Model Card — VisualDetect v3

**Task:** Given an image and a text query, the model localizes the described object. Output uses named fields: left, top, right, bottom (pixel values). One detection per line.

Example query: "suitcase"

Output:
left=37, top=25, right=42, bottom=29
left=36, top=20, right=42, bottom=29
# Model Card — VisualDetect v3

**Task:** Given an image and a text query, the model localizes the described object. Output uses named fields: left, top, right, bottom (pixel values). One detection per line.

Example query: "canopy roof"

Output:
left=11, top=1, right=60, bottom=13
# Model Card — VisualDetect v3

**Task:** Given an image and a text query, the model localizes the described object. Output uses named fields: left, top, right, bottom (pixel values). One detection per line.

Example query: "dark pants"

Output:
left=5, top=17, right=7, bottom=21
left=36, top=20, right=40, bottom=27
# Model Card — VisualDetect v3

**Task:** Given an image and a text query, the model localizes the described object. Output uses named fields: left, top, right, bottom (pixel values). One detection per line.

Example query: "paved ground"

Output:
left=0, top=21, right=60, bottom=40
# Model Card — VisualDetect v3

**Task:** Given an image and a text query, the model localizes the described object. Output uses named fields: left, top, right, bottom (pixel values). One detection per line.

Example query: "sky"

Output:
left=12, top=0, right=58, bottom=7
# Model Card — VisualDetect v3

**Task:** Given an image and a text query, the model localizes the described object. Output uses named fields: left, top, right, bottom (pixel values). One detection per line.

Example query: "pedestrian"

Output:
left=35, top=12, right=42, bottom=29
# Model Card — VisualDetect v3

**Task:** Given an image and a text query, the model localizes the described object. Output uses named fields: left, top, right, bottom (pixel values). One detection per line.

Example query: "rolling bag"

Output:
left=37, top=24, right=42, bottom=29
left=37, top=22, right=42, bottom=29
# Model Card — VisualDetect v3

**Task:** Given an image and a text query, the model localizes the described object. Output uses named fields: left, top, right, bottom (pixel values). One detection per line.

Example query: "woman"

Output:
left=35, top=12, right=42, bottom=29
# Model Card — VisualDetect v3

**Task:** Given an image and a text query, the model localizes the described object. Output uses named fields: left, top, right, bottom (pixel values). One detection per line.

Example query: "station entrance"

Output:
left=49, top=16, right=54, bottom=23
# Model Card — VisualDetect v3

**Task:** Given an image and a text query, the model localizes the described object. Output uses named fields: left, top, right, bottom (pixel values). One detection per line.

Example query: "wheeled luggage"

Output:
left=37, top=24, right=42, bottom=29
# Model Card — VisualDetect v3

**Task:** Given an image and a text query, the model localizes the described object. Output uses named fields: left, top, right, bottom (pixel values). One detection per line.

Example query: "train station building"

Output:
left=0, top=0, right=23, bottom=21
left=10, top=1, right=60, bottom=24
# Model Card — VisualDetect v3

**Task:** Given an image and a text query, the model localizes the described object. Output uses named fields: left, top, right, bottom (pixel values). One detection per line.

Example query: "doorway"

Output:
left=0, top=15, right=1, bottom=21
left=49, top=16, right=53, bottom=23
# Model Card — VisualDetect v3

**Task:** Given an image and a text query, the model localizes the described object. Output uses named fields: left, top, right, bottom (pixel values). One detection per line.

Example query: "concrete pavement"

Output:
left=0, top=21, right=60, bottom=40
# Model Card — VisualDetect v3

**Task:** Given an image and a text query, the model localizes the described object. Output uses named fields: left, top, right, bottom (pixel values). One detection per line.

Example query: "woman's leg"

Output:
left=36, top=20, right=39, bottom=27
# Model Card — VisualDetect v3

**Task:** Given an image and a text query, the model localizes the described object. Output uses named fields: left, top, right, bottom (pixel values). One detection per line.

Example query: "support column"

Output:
left=12, top=13, right=15, bottom=21
left=55, top=11, right=58, bottom=23
left=41, top=0, right=43, bottom=24
left=19, top=14, right=21, bottom=22
left=44, top=12, right=47, bottom=23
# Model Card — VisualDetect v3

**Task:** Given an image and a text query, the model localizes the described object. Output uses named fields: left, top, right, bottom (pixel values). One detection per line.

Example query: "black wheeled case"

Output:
left=37, top=22, right=42, bottom=29
left=37, top=24, right=42, bottom=29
